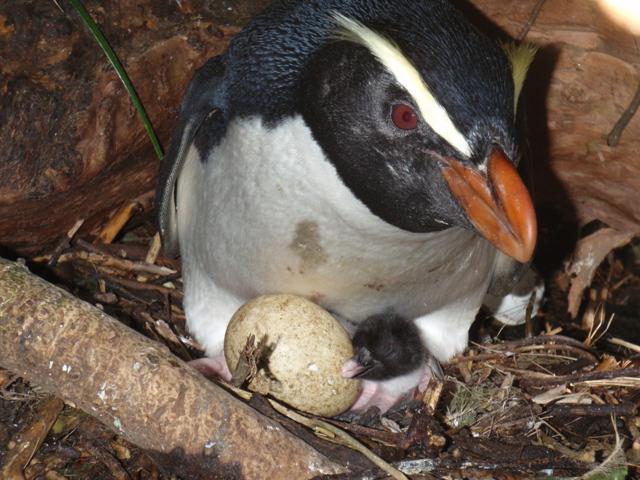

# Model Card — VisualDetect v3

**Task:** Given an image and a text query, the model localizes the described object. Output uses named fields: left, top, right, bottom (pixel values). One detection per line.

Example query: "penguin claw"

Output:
left=189, top=354, right=232, bottom=382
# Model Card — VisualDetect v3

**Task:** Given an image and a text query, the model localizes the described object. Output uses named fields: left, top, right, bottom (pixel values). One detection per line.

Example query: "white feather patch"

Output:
left=333, top=13, right=471, bottom=158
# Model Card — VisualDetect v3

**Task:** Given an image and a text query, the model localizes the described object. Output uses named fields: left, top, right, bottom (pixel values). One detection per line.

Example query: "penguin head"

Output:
left=348, top=314, right=426, bottom=380
left=298, top=11, right=537, bottom=262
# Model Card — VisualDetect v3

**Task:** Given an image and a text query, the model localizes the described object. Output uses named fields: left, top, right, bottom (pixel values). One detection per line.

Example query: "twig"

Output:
left=94, top=200, right=141, bottom=244
left=517, top=0, right=547, bottom=41
left=580, top=377, right=640, bottom=388
left=519, top=367, right=640, bottom=387
left=422, top=378, right=445, bottom=414
left=327, top=419, right=401, bottom=446
left=137, top=233, right=163, bottom=282
left=536, top=431, right=594, bottom=463
left=46, top=218, right=85, bottom=268
left=144, top=232, right=162, bottom=265
left=104, top=275, right=183, bottom=301
left=57, top=250, right=176, bottom=277
left=608, top=336, right=640, bottom=354
left=607, top=80, right=640, bottom=146
left=547, top=403, right=637, bottom=418
left=451, top=337, right=598, bottom=365
left=492, top=335, right=595, bottom=352
left=525, top=290, right=536, bottom=338
left=230, top=334, right=269, bottom=388
left=268, top=399, right=409, bottom=480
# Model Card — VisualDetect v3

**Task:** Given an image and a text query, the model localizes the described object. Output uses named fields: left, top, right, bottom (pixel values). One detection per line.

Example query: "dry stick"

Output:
left=450, top=344, right=597, bottom=366
left=536, top=432, right=594, bottom=463
left=607, top=80, right=640, bottom=146
left=0, top=258, right=345, bottom=479
left=517, top=0, right=547, bottom=41
left=518, top=366, right=640, bottom=387
left=268, top=399, right=409, bottom=480
left=547, top=403, right=637, bottom=418
left=138, top=232, right=163, bottom=282
left=327, top=419, right=401, bottom=447
left=94, top=200, right=141, bottom=244
left=492, top=335, right=595, bottom=352
left=47, top=218, right=85, bottom=268
left=1, top=396, right=65, bottom=480
left=144, top=233, right=162, bottom=265
left=513, top=343, right=597, bottom=362
left=422, top=378, right=445, bottom=414
left=453, top=336, right=598, bottom=365
left=57, top=250, right=176, bottom=277
left=608, top=336, right=640, bottom=354
left=524, top=291, right=537, bottom=338
left=105, top=274, right=183, bottom=301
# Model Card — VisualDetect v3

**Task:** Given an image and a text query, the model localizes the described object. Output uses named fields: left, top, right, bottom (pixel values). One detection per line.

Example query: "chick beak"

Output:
left=441, top=148, right=537, bottom=263
left=341, top=358, right=370, bottom=378
left=341, top=348, right=380, bottom=379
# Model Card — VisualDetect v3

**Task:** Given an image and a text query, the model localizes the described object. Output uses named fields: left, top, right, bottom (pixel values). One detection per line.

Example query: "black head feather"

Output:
left=351, top=314, right=426, bottom=380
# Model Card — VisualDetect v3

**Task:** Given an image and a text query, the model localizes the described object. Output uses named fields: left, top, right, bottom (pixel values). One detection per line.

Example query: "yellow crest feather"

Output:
left=333, top=12, right=471, bottom=158
left=502, top=42, right=538, bottom=114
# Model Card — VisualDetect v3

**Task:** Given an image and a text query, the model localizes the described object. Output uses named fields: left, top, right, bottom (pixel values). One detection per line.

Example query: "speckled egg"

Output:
left=224, top=294, right=361, bottom=416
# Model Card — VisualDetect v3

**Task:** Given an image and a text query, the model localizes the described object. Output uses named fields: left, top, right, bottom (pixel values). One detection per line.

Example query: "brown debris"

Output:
left=94, top=200, right=142, bottom=245
left=567, top=228, right=634, bottom=317
left=1, top=396, right=64, bottom=480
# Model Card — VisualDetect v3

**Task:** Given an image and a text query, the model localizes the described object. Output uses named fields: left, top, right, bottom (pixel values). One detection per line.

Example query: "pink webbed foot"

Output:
left=189, top=353, right=232, bottom=382
left=343, top=360, right=435, bottom=413
left=349, top=380, right=411, bottom=413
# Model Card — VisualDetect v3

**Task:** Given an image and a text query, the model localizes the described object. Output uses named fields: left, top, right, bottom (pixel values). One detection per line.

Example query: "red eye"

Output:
left=391, top=103, right=418, bottom=130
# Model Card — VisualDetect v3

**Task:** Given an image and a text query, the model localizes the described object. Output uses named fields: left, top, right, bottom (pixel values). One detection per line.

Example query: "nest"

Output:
left=1, top=209, right=639, bottom=479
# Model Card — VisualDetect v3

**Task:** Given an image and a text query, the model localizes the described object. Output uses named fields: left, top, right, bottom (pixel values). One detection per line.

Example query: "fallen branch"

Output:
left=0, top=258, right=346, bottom=479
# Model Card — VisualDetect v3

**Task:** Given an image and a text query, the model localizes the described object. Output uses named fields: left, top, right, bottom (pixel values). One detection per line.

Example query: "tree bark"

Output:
left=0, top=0, right=268, bottom=255
left=0, top=258, right=346, bottom=479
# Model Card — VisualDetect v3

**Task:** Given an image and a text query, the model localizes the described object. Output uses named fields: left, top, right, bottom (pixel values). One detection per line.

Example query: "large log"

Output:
left=0, top=258, right=346, bottom=479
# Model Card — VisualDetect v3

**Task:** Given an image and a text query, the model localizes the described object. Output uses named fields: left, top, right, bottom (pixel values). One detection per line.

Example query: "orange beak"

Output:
left=441, top=148, right=537, bottom=263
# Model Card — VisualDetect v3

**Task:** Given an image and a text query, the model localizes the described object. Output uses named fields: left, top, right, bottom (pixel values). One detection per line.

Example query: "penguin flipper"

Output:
left=155, top=55, right=227, bottom=257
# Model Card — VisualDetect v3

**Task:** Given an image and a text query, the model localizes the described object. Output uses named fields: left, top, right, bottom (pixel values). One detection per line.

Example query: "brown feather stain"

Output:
left=289, top=221, right=328, bottom=274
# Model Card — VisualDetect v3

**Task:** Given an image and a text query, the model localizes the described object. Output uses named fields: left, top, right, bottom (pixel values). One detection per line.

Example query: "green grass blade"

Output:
left=68, top=0, right=164, bottom=160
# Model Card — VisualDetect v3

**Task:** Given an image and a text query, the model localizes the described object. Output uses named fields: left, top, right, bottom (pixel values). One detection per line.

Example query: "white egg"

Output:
left=224, top=294, right=361, bottom=416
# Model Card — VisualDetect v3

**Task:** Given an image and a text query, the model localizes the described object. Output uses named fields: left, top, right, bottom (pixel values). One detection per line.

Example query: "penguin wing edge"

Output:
left=155, top=56, right=227, bottom=257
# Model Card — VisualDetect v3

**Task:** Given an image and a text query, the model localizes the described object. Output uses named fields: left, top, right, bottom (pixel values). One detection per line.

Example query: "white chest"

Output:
left=177, top=116, right=496, bottom=359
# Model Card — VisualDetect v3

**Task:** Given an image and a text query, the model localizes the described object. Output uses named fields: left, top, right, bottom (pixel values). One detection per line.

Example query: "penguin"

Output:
left=155, top=0, right=538, bottom=410
left=342, top=314, right=444, bottom=411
